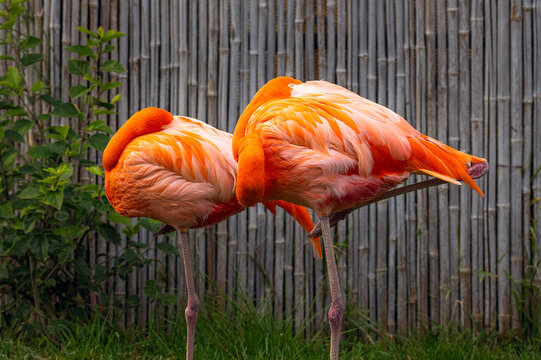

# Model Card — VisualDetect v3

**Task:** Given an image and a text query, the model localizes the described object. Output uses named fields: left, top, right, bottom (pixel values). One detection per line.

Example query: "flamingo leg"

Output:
left=320, top=216, right=344, bottom=360
left=179, top=231, right=199, bottom=360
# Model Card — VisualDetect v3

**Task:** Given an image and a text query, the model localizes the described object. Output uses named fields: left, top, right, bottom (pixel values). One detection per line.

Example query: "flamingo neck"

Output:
left=232, top=76, right=302, bottom=161
left=103, top=107, right=173, bottom=172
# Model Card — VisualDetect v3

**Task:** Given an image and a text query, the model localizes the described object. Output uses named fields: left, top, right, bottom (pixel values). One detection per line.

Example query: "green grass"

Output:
left=2, top=304, right=541, bottom=360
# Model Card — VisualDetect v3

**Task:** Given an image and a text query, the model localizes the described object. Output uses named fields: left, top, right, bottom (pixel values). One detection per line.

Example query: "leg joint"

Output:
left=185, top=296, right=200, bottom=323
left=328, top=298, right=344, bottom=329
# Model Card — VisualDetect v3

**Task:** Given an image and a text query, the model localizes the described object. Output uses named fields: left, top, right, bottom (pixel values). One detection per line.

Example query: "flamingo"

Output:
left=102, top=107, right=321, bottom=360
left=232, top=77, right=488, bottom=360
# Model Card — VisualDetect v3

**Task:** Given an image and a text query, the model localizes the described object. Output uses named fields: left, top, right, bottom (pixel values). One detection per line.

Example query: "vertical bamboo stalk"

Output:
left=216, top=0, right=229, bottom=310
left=267, top=0, right=276, bottom=80
left=395, top=0, right=407, bottom=335
left=416, top=0, right=428, bottom=332
left=316, top=0, right=326, bottom=79
left=435, top=0, right=450, bottom=327
left=458, top=0, right=472, bottom=329
left=258, top=0, right=267, bottom=88
left=532, top=1, right=541, bottom=306
left=295, top=0, right=304, bottom=80
left=424, top=0, right=439, bottom=329
left=227, top=0, right=239, bottom=307
left=375, top=0, right=388, bottom=331
left=178, top=0, right=189, bottom=115
left=405, top=0, right=418, bottom=332
left=347, top=0, right=359, bottom=92
left=385, top=0, right=397, bottom=333
left=484, top=0, right=498, bottom=328
left=470, top=0, right=484, bottom=330
left=497, top=0, right=511, bottom=332
left=336, top=0, right=346, bottom=85
left=285, top=0, right=294, bottom=77
left=294, top=222, right=305, bottom=332
left=206, top=0, right=219, bottom=306
left=274, top=208, right=286, bottom=320
left=447, top=0, right=460, bottom=327
left=256, top=204, right=266, bottom=306
left=509, top=0, right=524, bottom=331
left=305, top=0, right=315, bottom=80
left=521, top=0, right=533, bottom=328
left=277, top=0, right=286, bottom=75
left=326, top=0, right=336, bottom=82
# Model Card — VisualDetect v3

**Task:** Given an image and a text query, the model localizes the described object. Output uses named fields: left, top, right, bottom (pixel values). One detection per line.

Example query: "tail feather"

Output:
left=264, top=200, right=322, bottom=258
left=407, top=135, right=486, bottom=196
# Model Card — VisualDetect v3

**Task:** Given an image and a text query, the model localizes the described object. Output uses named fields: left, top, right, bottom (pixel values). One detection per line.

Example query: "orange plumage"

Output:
left=233, top=77, right=487, bottom=217
left=103, top=107, right=322, bottom=257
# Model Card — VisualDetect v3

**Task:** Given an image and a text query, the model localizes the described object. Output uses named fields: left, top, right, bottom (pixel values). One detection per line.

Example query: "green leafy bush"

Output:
left=0, top=1, right=170, bottom=334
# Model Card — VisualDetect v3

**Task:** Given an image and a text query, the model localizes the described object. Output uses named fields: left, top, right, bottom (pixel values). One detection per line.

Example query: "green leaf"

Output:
left=77, top=26, right=95, bottom=38
left=94, top=109, right=116, bottom=116
left=144, top=280, right=160, bottom=298
left=29, top=236, right=48, bottom=261
left=67, top=59, right=89, bottom=76
left=96, top=27, right=104, bottom=38
left=12, top=119, right=34, bottom=134
left=45, top=188, right=64, bottom=210
left=100, top=60, right=127, bottom=74
left=2, top=108, right=27, bottom=117
left=159, top=293, right=178, bottom=306
left=69, top=84, right=90, bottom=99
left=102, top=44, right=115, bottom=53
left=87, top=120, right=114, bottom=134
left=85, top=165, right=104, bottom=176
left=156, top=242, right=179, bottom=256
left=5, top=66, right=21, bottom=90
left=47, top=125, right=70, bottom=140
left=102, top=30, right=125, bottom=42
left=74, top=258, right=92, bottom=277
left=0, top=55, right=15, bottom=61
left=102, top=81, right=122, bottom=91
left=65, top=44, right=93, bottom=57
left=23, top=215, right=38, bottom=233
left=106, top=212, right=132, bottom=227
left=0, top=264, right=8, bottom=280
left=88, top=133, right=109, bottom=151
left=4, top=129, right=25, bottom=142
left=140, top=218, right=162, bottom=233
left=27, top=145, right=53, bottom=159
left=18, top=187, right=41, bottom=199
left=111, top=94, right=122, bottom=104
left=93, top=265, right=107, bottom=281
left=2, top=149, right=17, bottom=167
left=51, top=103, right=79, bottom=118
left=8, top=236, right=29, bottom=256
left=97, top=223, right=121, bottom=245
left=21, top=53, right=44, bottom=67
left=31, top=80, right=43, bottom=92
left=19, top=36, right=43, bottom=50
left=0, top=202, right=14, bottom=219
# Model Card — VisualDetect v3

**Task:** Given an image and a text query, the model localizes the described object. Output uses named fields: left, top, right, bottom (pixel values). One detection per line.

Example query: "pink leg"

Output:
left=320, top=216, right=344, bottom=360
left=179, top=232, right=199, bottom=360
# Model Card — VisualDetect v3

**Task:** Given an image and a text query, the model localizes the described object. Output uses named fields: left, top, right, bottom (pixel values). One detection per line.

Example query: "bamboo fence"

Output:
left=8, top=0, right=541, bottom=335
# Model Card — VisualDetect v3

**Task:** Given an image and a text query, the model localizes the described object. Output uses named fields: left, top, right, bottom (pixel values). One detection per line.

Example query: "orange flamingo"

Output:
left=233, top=77, right=488, bottom=360
left=103, top=107, right=321, bottom=360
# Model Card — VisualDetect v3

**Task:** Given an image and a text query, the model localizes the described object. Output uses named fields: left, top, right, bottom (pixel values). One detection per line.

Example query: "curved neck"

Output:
left=232, top=76, right=302, bottom=160
left=103, top=107, right=173, bottom=172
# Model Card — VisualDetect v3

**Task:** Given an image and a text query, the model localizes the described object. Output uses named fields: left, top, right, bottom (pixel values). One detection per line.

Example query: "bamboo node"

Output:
left=459, top=268, right=471, bottom=275
left=284, top=265, right=293, bottom=272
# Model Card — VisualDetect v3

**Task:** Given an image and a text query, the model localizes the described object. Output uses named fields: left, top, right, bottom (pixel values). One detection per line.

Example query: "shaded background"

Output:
left=6, top=0, right=540, bottom=335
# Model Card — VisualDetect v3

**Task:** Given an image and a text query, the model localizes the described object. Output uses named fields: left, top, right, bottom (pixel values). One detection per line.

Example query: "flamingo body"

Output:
left=234, top=77, right=485, bottom=217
